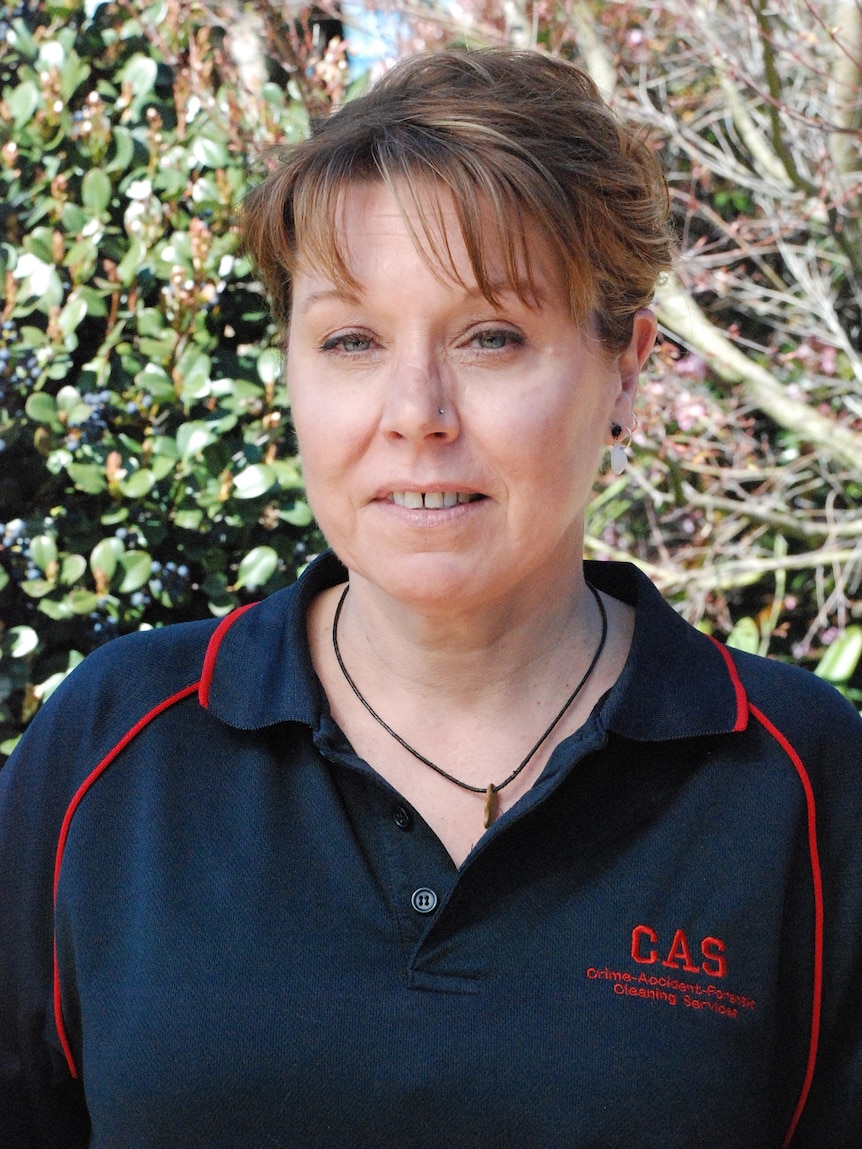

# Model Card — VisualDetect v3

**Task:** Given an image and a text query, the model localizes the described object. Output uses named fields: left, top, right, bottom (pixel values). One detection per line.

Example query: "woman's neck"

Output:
left=332, top=567, right=601, bottom=708
left=307, top=570, right=635, bottom=867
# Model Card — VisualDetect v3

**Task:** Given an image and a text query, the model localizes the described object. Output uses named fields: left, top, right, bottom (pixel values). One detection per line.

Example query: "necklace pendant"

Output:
left=483, top=783, right=497, bottom=829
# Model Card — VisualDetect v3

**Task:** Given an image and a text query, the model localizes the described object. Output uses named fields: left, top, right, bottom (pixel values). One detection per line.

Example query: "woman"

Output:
left=1, top=48, right=861, bottom=1149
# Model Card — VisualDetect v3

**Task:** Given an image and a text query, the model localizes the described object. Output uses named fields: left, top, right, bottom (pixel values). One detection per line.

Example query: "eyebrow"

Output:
left=295, top=287, right=363, bottom=315
left=296, top=278, right=548, bottom=316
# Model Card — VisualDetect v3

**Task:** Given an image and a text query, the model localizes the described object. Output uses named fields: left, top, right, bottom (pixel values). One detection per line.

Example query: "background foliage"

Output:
left=1, top=0, right=861, bottom=759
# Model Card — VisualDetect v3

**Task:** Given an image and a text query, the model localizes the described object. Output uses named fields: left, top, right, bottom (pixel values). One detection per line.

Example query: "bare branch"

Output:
left=655, top=271, right=862, bottom=471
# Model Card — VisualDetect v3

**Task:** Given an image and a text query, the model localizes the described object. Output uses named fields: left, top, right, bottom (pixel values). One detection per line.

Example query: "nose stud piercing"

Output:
left=438, top=407, right=445, bottom=415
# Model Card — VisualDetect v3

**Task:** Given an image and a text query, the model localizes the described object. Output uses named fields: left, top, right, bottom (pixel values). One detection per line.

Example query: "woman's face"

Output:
left=286, top=181, right=655, bottom=616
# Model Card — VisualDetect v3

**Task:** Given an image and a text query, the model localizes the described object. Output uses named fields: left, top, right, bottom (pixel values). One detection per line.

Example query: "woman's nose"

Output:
left=378, top=355, right=459, bottom=443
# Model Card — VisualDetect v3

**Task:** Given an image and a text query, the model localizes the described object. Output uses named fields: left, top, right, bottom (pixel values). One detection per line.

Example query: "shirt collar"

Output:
left=585, top=561, right=748, bottom=740
left=202, top=553, right=747, bottom=741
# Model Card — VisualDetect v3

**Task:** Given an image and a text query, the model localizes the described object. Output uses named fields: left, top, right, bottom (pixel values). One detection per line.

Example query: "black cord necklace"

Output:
left=331, top=583, right=608, bottom=828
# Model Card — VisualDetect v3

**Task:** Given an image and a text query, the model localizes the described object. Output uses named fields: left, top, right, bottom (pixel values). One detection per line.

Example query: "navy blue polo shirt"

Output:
left=2, top=553, right=861, bottom=1148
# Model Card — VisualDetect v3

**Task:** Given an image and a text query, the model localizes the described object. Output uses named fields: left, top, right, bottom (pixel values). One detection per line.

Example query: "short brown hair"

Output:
left=241, top=48, right=674, bottom=350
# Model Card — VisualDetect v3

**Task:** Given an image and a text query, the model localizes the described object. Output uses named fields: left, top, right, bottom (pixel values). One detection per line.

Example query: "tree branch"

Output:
left=655, top=271, right=862, bottom=472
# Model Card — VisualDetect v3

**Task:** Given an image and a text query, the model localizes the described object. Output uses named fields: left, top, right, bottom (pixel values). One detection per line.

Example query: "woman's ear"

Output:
left=619, top=308, right=658, bottom=397
left=608, top=308, right=656, bottom=435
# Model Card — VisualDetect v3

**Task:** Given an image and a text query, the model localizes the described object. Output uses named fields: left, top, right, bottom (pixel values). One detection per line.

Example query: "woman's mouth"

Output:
left=388, top=491, right=485, bottom=509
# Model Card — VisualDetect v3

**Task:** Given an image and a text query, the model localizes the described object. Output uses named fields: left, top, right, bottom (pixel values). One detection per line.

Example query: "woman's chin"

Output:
left=344, top=553, right=508, bottom=615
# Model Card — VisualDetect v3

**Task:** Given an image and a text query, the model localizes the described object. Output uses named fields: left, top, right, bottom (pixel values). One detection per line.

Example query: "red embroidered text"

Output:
left=631, top=924, right=727, bottom=978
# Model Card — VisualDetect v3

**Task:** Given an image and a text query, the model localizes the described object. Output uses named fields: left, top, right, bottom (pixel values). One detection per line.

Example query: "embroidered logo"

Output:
left=585, top=924, right=757, bottom=1020
left=630, top=923, right=727, bottom=978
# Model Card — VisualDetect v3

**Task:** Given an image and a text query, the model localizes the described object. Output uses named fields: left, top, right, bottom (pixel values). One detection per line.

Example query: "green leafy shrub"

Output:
left=0, top=0, right=326, bottom=757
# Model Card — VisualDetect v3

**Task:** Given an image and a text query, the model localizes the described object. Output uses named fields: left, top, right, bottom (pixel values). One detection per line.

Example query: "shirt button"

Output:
left=392, top=805, right=412, bottom=830
left=411, top=888, right=438, bottom=913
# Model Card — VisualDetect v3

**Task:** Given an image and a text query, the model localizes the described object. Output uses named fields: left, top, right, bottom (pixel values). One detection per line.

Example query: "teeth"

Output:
left=390, top=491, right=479, bottom=508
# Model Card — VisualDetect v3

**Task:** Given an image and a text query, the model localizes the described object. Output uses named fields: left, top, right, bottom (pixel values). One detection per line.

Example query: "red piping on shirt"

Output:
left=707, top=638, right=822, bottom=1144
left=52, top=680, right=201, bottom=1081
left=748, top=703, right=824, bottom=1149
left=707, top=636, right=748, bottom=731
left=53, top=603, right=257, bottom=1078
left=198, top=602, right=258, bottom=708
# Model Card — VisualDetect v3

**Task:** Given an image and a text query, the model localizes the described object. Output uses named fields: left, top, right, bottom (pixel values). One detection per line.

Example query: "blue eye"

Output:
left=473, top=329, right=525, bottom=350
left=322, top=333, right=373, bottom=353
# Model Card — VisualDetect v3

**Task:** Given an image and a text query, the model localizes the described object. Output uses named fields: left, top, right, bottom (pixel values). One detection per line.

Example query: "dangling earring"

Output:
left=610, top=416, right=636, bottom=475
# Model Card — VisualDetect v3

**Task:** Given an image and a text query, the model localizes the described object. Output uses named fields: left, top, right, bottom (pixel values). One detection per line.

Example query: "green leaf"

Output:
left=120, top=53, right=158, bottom=101
left=174, top=509, right=203, bottom=530
left=119, top=469, right=156, bottom=498
left=176, top=347, right=212, bottom=401
left=106, top=126, right=136, bottom=174
left=58, top=51, right=90, bottom=103
left=19, top=324, right=50, bottom=348
left=14, top=250, right=64, bottom=309
left=279, top=500, right=313, bottom=527
left=65, top=238, right=99, bottom=282
left=90, top=538, right=122, bottom=581
left=270, top=459, right=303, bottom=488
left=232, top=463, right=276, bottom=499
left=117, top=237, right=148, bottom=285
left=67, top=463, right=107, bottom=494
left=9, top=80, right=40, bottom=130
left=75, top=285, right=107, bottom=317
left=117, top=550, right=152, bottom=593
left=56, top=385, right=84, bottom=414
left=46, top=449, right=73, bottom=475
left=29, top=535, right=58, bottom=574
left=159, top=231, right=192, bottom=268
left=38, top=598, right=75, bottom=620
left=234, top=546, right=278, bottom=590
left=81, top=168, right=112, bottom=215
left=176, top=421, right=218, bottom=461
left=138, top=333, right=178, bottom=361
left=816, top=626, right=862, bottom=684
left=21, top=579, right=54, bottom=599
left=59, top=553, right=88, bottom=586
left=726, top=617, right=759, bottom=655
left=7, top=17, right=38, bottom=58
left=191, top=135, right=230, bottom=169
left=25, top=392, right=61, bottom=429
left=150, top=436, right=180, bottom=461
left=68, top=589, right=101, bottom=615
left=150, top=455, right=175, bottom=481
left=256, top=347, right=283, bottom=384
left=8, top=626, right=39, bottom=657
left=58, top=295, right=88, bottom=339
left=135, top=363, right=174, bottom=403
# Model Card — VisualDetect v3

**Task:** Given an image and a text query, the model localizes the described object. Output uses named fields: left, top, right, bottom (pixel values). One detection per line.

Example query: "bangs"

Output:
left=289, top=142, right=597, bottom=322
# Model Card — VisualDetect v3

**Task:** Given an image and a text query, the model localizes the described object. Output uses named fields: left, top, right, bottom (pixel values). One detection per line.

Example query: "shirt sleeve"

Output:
left=0, top=670, right=94, bottom=1146
left=773, top=682, right=862, bottom=1148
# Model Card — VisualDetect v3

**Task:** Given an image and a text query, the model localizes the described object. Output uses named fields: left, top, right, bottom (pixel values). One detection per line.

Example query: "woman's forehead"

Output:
left=295, top=178, right=566, bottom=309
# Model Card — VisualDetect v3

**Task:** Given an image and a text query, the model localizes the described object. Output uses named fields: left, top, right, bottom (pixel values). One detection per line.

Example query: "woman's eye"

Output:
left=321, top=332, right=373, bottom=353
left=471, top=329, right=525, bottom=351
